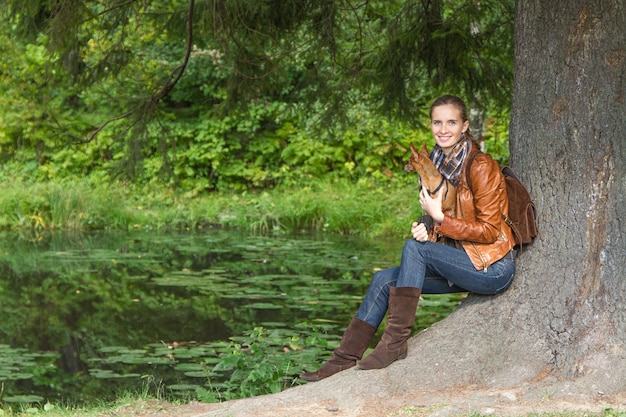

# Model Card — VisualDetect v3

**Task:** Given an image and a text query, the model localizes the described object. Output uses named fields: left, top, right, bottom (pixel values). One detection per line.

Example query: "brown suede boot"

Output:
left=356, top=286, right=421, bottom=370
left=300, top=317, right=376, bottom=382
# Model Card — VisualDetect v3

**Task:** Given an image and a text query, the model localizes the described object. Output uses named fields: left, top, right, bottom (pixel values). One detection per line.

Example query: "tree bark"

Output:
left=508, top=0, right=626, bottom=386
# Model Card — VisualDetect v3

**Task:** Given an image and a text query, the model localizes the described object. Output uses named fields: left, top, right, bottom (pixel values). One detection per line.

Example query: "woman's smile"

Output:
left=430, top=104, right=469, bottom=155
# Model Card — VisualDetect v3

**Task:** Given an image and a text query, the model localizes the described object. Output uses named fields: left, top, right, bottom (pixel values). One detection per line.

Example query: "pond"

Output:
left=0, top=229, right=462, bottom=405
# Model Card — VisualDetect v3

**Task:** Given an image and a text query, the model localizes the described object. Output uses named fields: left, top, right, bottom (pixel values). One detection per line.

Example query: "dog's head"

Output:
left=405, top=142, right=456, bottom=216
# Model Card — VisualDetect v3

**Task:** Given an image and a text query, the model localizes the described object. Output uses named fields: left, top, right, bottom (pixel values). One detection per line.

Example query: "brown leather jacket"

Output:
left=435, top=144, right=515, bottom=270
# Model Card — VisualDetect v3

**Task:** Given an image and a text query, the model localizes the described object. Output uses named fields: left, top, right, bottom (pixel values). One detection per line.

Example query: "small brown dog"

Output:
left=405, top=142, right=456, bottom=216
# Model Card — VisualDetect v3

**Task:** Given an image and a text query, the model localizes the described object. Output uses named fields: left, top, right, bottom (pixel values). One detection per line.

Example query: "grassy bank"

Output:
left=0, top=177, right=423, bottom=238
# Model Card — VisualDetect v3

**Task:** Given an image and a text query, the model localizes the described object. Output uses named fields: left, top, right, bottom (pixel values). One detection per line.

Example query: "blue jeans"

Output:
left=356, top=239, right=516, bottom=328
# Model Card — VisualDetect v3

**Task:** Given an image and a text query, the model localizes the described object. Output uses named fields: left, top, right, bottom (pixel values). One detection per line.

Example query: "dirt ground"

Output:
left=102, top=381, right=625, bottom=417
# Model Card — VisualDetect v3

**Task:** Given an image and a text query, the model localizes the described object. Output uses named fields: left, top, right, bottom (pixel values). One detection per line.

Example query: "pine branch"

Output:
left=83, top=0, right=195, bottom=144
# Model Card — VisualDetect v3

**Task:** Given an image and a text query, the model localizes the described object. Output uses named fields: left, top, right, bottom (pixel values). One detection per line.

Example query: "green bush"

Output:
left=198, top=326, right=328, bottom=402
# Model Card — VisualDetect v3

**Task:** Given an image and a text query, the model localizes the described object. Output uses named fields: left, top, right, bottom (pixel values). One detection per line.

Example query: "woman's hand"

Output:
left=419, top=187, right=445, bottom=224
left=411, top=221, right=429, bottom=242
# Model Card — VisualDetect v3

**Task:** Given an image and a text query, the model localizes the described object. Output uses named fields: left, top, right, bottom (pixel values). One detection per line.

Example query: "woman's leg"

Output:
left=355, top=266, right=399, bottom=328
left=303, top=239, right=516, bottom=378
left=396, top=239, right=515, bottom=294
left=299, top=266, right=400, bottom=381
left=299, top=316, right=376, bottom=381
left=358, top=239, right=515, bottom=370
left=356, top=285, right=422, bottom=370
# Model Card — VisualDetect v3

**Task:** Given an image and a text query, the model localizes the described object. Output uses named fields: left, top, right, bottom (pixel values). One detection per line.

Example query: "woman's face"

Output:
left=430, top=104, right=470, bottom=155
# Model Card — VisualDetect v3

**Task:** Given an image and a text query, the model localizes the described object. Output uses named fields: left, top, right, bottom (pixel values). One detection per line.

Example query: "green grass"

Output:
left=0, top=395, right=184, bottom=417
left=0, top=177, right=423, bottom=237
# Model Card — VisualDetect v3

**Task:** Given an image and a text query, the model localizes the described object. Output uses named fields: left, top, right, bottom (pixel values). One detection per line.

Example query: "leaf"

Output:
left=2, top=395, right=44, bottom=403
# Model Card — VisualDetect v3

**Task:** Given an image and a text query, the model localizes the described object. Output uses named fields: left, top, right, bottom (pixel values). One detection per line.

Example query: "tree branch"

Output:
left=83, top=0, right=195, bottom=143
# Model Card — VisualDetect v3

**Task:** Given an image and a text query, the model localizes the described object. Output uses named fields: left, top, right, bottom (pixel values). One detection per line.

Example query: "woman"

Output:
left=300, top=95, right=516, bottom=381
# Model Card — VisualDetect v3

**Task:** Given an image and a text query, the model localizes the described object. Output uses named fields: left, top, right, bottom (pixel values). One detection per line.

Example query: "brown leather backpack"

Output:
left=466, top=151, right=538, bottom=252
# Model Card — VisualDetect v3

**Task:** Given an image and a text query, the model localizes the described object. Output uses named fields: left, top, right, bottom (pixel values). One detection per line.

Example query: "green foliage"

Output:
left=0, top=0, right=513, bottom=188
left=372, top=0, right=514, bottom=118
left=199, top=326, right=326, bottom=402
left=0, top=178, right=139, bottom=231
left=0, top=174, right=430, bottom=237
left=223, top=179, right=424, bottom=237
left=481, top=109, right=511, bottom=166
left=601, top=409, right=626, bottom=417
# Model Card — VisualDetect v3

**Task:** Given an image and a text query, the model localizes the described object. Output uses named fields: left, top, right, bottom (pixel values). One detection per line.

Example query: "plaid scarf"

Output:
left=429, top=138, right=470, bottom=186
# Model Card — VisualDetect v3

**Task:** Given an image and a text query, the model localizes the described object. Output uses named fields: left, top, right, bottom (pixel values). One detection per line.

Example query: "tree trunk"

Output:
left=508, top=0, right=626, bottom=386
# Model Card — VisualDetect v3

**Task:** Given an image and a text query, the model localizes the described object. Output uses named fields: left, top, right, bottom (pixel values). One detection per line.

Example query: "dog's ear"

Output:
left=410, top=142, right=419, bottom=158
left=420, top=143, right=429, bottom=155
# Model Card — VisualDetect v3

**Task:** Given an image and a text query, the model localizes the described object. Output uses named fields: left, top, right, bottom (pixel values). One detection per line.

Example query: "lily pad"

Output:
left=2, top=395, right=44, bottom=403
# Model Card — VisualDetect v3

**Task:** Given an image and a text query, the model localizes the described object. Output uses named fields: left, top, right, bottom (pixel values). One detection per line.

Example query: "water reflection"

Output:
left=1, top=229, right=418, bottom=403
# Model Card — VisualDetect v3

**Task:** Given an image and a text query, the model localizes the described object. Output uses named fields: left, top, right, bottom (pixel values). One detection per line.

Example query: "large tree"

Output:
left=506, top=0, right=625, bottom=388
